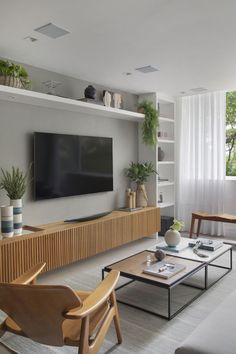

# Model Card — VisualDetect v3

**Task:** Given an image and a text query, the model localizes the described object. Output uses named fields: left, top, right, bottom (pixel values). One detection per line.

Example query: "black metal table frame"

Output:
left=102, top=247, right=232, bottom=320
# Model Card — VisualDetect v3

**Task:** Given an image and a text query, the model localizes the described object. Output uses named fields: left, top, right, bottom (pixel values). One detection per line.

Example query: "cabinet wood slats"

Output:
left=0, top=207, right=160, bottom=282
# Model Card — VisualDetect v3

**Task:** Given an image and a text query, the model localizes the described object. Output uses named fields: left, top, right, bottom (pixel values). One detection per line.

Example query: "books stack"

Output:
left=143, top=261, right=186, bottom=279
left=188, top=238, right=223, bottom=251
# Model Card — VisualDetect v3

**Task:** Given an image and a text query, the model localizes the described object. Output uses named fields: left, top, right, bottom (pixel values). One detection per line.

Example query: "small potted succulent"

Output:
left=0, top=166, right=31, bottom=235
left=0, top=59, right=31, bottom=89
left=125, top=162, right=158, bottom=207
left=164, top=219, right=184, bottom=247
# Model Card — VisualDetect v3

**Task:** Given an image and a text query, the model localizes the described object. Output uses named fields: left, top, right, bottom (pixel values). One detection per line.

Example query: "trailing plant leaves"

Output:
left=0, top=60, right=31, bottom=89
left=138, top=100, right=159, bottom=147
left=0, top=165, right=31, bottom=199
left=125, top=162, right=158, bottom=183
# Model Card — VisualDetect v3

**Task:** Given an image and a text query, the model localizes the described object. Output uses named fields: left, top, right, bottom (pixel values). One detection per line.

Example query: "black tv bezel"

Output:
left=33, top=132, right=113, bottom=201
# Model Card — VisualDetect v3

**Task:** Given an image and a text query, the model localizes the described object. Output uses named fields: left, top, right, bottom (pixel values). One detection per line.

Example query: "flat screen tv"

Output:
left=34, top=132, right=113, bottom=200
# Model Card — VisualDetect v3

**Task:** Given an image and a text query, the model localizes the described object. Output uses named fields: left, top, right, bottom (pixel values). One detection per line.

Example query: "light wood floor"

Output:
left=0, top=235, right=235, bottom=354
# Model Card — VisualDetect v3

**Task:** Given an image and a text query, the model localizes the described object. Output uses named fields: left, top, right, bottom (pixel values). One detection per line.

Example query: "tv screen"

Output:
left=34, top=132, right=113, bottom=200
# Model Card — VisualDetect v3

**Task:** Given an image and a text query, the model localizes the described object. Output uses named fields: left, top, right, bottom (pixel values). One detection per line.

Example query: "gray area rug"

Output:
left=0, top=237, right=235, bottom=354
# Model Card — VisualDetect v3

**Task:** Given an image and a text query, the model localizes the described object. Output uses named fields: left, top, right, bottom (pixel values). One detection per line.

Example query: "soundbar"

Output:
left=64, top=211, right=112, bottom=223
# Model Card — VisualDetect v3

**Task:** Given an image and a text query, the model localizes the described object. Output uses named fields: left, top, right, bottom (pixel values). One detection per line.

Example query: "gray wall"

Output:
left=0, top=66, right=139, bottom=225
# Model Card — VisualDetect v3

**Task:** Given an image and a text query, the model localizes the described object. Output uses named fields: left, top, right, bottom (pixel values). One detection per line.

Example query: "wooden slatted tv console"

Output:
left=0, top=207, right=160, bottom=282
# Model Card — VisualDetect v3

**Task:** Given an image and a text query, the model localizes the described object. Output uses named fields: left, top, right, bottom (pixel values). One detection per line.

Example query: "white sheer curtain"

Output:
left=176, top=91, right=226, bottom=236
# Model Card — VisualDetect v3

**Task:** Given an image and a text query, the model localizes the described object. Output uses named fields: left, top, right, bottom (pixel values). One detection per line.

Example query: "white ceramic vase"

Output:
left=164, top=229, right=181, bottom=247
left=1, top=205, right=14, bottom=238
left=10, top=199, right=23, bottom=235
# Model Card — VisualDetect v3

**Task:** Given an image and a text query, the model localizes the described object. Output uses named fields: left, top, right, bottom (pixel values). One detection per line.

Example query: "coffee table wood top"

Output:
left=105, top=251, right=205, bottom=287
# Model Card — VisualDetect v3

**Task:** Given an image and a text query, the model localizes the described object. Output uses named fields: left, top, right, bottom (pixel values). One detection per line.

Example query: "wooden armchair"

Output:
left=0, top=263, right=122, bottom=354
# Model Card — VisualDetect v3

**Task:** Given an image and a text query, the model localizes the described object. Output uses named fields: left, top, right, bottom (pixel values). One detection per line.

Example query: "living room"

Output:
left=0, top=1, right=236, bottom=353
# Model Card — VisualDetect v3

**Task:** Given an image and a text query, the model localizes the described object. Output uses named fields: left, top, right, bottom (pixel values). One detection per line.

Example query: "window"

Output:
left=226, top=91, right=236, bottom=176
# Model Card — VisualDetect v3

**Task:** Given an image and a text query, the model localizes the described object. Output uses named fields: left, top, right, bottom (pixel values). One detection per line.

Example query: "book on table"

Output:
left=143, top=261, right=186, bottom=279
left=156, top=241, right=188, bottom=253
left=188, top=238, right=223, bottom=251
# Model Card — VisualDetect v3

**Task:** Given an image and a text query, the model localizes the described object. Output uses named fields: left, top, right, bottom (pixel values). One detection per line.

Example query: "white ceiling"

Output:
left=1, top=0, right=236, bottom=96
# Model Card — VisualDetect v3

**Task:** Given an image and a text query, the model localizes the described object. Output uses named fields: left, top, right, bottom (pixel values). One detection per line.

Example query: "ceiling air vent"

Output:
left=190, top=87, right=208, bottom=93
left=34, top=23, right=70, bottom=39
left=135, top=65, right=159, bottom=74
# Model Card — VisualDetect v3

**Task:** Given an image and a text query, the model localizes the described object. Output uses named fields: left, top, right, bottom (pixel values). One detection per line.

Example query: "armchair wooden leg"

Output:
left=0, top=322, right=6, bottom=338
left=110, top=291, right=122, bottom=344
left=79, top=316, right=90, bottom=354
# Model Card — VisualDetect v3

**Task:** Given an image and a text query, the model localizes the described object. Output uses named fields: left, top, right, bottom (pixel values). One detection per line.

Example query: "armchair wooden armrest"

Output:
left=11, top=263, right=46, bottom=285
left=65, top=270, right=120, bottom=319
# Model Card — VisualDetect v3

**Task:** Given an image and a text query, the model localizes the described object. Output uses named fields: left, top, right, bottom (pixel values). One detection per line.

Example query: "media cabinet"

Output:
left=0, top=207, right=160, bottom=282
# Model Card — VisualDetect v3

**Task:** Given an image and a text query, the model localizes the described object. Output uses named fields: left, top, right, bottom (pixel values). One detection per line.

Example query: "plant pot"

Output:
left=1, top=206, right=14, bottom=238
left=10, top=199, right=23, bottom=235
left=136, top=183, right=148, bottom=207
left=0, top=75, right=22, bottom=88
left=84, top=85, right=96, bottom=99
left=164, top=229, right=181, bottom=247
left=158, top=147, right=165, bottom=161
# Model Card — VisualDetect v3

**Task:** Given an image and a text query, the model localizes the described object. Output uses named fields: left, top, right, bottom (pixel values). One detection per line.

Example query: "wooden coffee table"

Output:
left=102, top=246, right=232, bottom=320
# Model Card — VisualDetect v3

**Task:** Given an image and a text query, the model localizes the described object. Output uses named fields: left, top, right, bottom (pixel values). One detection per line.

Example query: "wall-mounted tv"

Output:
left=34, top=132, right=113, bottom=200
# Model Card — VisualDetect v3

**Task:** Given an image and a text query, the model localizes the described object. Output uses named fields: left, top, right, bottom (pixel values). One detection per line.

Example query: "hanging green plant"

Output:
left=138, top=100, right=159, bottom=147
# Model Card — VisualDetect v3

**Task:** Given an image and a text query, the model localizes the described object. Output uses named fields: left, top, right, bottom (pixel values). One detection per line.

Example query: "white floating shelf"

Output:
left=158, top=139, right=175, bottom=144
left=158, top=202, right=175, bottom=208
left=0, top=85, right=145, bottom=122
left=159, top=116, right=174, bottom=123
left=158, top=161, right=175, bottom=165
left=158, top=182, right=175, bottom=187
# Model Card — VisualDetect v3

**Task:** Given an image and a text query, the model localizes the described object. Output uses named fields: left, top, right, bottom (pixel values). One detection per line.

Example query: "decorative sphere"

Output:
left=84, top=85, right=96, bottom=99
left=164, top=229, right=181, bottom=247
left=154, top=249, right=166, bottom=261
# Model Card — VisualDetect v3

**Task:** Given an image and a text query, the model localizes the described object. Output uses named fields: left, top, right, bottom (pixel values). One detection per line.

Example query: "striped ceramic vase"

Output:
left=10, top=199, right=23, bottom=235
left=1, top=205, right=14, bottom=238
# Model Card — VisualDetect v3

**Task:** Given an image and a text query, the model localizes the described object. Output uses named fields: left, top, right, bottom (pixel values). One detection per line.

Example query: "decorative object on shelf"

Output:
left=158, top=147, right=165, bottom=161
left=1, top=206, right=14, bottom=238
left=126, top=188, right=132, bottom=208
left=103, top=90, right=112, bottom=107
left=0, top=59, right=31, bottom=89
left=0, top=165, right=31, bottom=235
left=113, top=93, right=122, bottom=109
left=84, top=85, right=96, bottom=99
left=42, top=80, right=61, bottom=95
left=136, top=184, right=148, bottom=207
left=154, top=249, right=166, bottom=262
left=137, top=100, right=159, bottom=147
left=126, top=189, right=136, bottom=208
left=158, top=192, right=163, bottom=203
left=158, top=131, right=168, bottom=138
left=131, top=191, right=136, bottom=208
left=125, top=162, right=158, bottom=207
left=164, top=219, right=184, bottom=247
left=10, top=199, right=22, bottom=235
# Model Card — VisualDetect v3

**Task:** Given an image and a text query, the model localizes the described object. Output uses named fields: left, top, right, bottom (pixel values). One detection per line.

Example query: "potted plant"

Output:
left=138, top=100, right=159, bottom=147
left=125, top=162, right=158, bottom=207
left=164, top=219, right=184, bottom=247
left=0, top=166, right=30, bottom=235
left=0, top=59, right=31, bottom=89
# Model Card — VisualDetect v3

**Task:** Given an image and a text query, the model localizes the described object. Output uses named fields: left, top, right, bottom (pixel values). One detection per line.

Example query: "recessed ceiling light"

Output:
left=135, top=65, right=159, bottom=74
left=24, top=36, right=38, bottom=42
left=34, top=23, right=70, bottom=39
left=190, top=87, right=208, bottom=93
